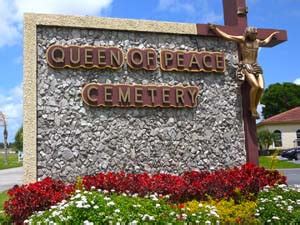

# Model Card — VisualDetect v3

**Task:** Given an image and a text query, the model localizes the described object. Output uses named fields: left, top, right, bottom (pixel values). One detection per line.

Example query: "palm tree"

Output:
left=257, top=130, right=276, bottom=150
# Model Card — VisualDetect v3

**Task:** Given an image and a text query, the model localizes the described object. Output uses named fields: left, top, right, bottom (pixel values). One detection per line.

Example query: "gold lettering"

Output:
left=188, top=88, right=198, bottom=105
left=176, top=88, right=184, bottom=105
left=177, top=52, right=185, bottom=67
left=111, top=50, right=122, bottom=67
left=162, top=88, right=170, bottom=104
left=203, top=54, right=213, bottom=69
left=70, top=47, right=80, bottom=64
left=98, top=49, right=106, bottom=66
left=216, top=54, right=225, bottom=70
left=51, top=46, right=65, bottom=63
left=164, top=51, right=174, bottom=67
left=84, top=48, right=93, bottom=65
left=119, top=87, right=130, bottom=103
left=135, top=87, right=143, bottom=103
left=148, top=88, right=156, bottom=103
left=104, top=86, right=113, bottom=102
left=131, top=49, right=144, bottom=66
left=188, top=54, right=201, bottom=69
left=86, top=84, right=99, bottom=103
left=146, top=50, right=156, bottom=67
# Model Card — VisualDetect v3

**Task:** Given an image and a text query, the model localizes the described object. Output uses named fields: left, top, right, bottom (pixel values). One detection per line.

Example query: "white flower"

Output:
left=272, top=216, right=280, bottom=220
left=52, top=210, right=61, bottom=216
left=210, top=210, right=219, bottom=218
left=287, top=205, right=293, bottom=212
left=114, top=209, right=120, bottom=213
left=155, top=203, right=160, bottom=208
left=84, top=204, right=91, bottom=208
left=107, top=201, right=115, bottom=207
left=205, top=221, right=211, bottom=225
left=149, top=194, right=159, bottom=201
left=277, top=195, right=283, bottom=199
left=169, top=211, right=176, bottom=216
left=181, top=213, right=187, bottom=220
left=83, top=220, right=94, bottom=225
left=255, top=213, right=260, bottom=216
left=104, top=196, right=111, bottom=201
left=130, top=220, right=138, bottom=225
left=93, top=205, right=99, bottom=209
left=91, top=186, right=96, bottom=190
left=142, top=214, right=155, bottom=221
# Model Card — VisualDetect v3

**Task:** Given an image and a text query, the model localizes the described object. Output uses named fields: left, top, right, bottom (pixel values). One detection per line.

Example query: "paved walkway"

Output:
left=0, top=167, right=23, bottom=192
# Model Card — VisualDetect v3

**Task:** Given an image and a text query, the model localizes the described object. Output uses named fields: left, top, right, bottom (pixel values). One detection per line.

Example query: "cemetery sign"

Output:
left=23, top=0, right=287, bottom=183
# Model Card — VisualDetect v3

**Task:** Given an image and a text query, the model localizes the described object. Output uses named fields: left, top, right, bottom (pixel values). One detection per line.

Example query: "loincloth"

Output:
left=237, top=63, right=263, bottom=78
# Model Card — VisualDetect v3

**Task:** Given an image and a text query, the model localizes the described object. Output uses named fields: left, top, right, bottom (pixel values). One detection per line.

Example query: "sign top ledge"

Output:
left=24, top=13, right=198, bottom=36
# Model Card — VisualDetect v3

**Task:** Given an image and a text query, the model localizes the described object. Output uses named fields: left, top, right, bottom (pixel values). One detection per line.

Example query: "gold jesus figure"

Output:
left=209, top=24, right=279, bottom=119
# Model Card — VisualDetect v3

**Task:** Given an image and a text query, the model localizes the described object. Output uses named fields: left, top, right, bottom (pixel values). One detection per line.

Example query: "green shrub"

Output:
left=183, top=199, right=260, bottom=225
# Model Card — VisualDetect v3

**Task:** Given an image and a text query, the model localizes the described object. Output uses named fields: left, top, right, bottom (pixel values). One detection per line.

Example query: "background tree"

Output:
left=261, top=82, right=300, bottom=119
left=14, top=126, right=23, bottom=152
left=257, top=130, right=275, bottom=150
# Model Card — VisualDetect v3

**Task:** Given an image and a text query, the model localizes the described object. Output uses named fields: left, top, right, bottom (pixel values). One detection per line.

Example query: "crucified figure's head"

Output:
left=244, top=27, right=258, bottom=41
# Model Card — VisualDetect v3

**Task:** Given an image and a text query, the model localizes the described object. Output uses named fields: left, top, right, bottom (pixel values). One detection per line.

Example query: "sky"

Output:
left=0, top=0, right=299, bottom=142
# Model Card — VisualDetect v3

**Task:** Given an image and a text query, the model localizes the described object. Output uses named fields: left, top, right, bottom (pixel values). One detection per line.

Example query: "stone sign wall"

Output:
left=24, top=14, right=246, bottom=183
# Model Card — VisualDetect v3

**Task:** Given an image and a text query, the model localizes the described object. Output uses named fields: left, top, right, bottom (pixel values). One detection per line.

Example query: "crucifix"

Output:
left=197, top=0, right=287, bottom=164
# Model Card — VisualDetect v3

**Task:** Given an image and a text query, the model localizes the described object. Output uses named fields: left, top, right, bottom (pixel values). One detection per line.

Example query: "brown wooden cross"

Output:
left=196, top=0, right=287, bottom=165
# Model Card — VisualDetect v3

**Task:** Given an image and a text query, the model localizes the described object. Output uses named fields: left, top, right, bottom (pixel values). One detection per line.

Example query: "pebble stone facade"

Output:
left=36, top=26, right=246, bottom=182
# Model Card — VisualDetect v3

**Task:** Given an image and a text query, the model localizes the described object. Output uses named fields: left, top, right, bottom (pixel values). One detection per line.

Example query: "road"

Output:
left=0, top=167, right=23, bottom=192
left=278, top=169, right=300, bottom=185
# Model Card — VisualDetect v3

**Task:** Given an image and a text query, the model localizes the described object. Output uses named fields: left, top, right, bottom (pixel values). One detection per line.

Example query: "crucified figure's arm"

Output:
left=209, top=24, right=244, bottom=42
left=259, top=31, right=280, bottom=46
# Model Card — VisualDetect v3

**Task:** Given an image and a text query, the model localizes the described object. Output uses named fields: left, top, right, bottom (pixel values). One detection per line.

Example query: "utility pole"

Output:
left=0, top=112, right=8, bottom=165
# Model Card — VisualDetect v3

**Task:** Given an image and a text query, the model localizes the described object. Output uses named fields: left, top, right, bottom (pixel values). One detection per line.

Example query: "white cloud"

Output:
left=158, top=0, right=195, bottom=14
left=0, top=83, right=23, bottom=142
left=157, top=0, right=222, bottom=23
left=294, top=78, right=300, bottom=85
left=0, top=0, right=113, bottom=48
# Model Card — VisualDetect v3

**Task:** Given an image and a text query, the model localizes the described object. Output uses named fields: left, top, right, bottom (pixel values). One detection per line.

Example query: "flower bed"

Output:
left=82, top=164, right=286, bottom=202
left=26, top=185, right=300, bottom=224
left=2, top=163, right=291, bottom=224
left=27, top=190, right=220, bottom=224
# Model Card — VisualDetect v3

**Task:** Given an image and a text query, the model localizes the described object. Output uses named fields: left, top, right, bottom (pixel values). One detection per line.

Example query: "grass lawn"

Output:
left=0, top=191, right=10, bottom=223
left=259, top=156, right=300, bottom=169
left=0, top=192, right=8, bottom=211
left=0, top=153, right=22, bottom=170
